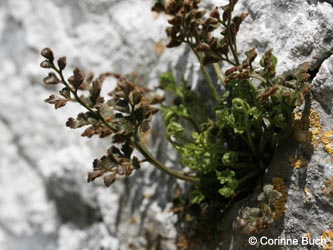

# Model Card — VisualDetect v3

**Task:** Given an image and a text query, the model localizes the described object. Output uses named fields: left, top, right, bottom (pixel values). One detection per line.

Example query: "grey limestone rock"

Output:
left=312, top=55, right=333, bottom=112
left=1, top=0, right=333, bottom=250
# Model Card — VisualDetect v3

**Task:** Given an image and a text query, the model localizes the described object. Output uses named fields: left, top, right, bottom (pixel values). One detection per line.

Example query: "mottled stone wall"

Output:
left=1, top=0, right=333, bottom=250
left=0, top=1, right=184, bottom=249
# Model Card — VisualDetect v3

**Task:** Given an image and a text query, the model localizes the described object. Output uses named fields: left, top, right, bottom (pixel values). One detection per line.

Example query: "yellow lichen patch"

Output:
left=304, top=187, right=312, bottom=203
left=323, top=230, right=333, bottom=238
left=289, top=156, right=309, bottom=169
left=272, top=177, right=287, bottom=220
left=309, top=109, right=322, bottom=146
left=305, top=232, right=312, bottom=240
left=294, top=111, right=302, bottom=121
left=323, top=177, right=333, bottom=196
left=322, top=230, right=333, bottom=250
left=293, top=109, right=322, bottom=146
left=322, top=130, right=333, bottom=155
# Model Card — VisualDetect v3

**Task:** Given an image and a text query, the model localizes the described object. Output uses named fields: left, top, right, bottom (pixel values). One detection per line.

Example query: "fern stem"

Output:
left=213, top=63, right=226, bottom=86
left=134, top=140, right=200, bottom=184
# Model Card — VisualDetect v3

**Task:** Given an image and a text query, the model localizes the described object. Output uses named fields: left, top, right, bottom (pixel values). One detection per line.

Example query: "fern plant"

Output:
left=40, top=0, right=311, bottom=207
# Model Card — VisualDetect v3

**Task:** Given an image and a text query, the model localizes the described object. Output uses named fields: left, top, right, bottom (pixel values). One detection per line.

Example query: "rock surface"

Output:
left=0, top=0, right=333, bottom=250
left=312, top=55, right=333, bottom=112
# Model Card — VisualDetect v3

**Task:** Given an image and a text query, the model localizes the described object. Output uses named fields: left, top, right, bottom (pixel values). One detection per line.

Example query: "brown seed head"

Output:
left=41, top=47, right=54, bottom=61
left=210, top=7, right=220, bottom=19
left=195, top=42, right=211, bottom=52
left=69, top=68, right=85, bottom=89
left=57, top=57, right=67, bottom=70
left=40, top=60, right=53, bottom=68
left=132, top=156, right=141, bottom=169
left=132, top=91, right=143, bottom=105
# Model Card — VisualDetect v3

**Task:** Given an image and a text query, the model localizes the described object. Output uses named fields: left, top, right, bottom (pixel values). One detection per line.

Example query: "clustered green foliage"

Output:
left=152, top=0, right=311, bottom=202
left=40, top=0, right=311, bottom=207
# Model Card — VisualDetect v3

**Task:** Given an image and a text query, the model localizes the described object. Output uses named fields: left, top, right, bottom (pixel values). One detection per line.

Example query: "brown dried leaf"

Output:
left=225, top=66, right=241, bottom=75
left=124, top=166, right=133, bottom=176
left=57, top=56, right=67, bottom=70
left=44, top=94, right=68, bottom=109
left=89, top=79, right=103, bottom=106
left=210, top=7, right=220, bottom=19
left=217, top=41, right=229, bottom=55
left=195, top=9, right=206, bottom=19
left=132, top=156, right=141, bottom=169
left=78, top=72, right=94, bottom=91
left=117, top=78, right=133, bottom=96
left=131, top=91, right=143, bottom=105
left=81, top=125, right=112, bottom=138
left=59, top=87, right=71, bottom=99
left=150, top=95, right=165, bottom=105
left=195, top=42, right=211, bottom=52
left=222, top=6, right=231, bottom=22
left=168, top=15, right=182, bottom=25
left=257, top=85, right=280, bottom=102
left=99, top=127, right=112, bottom=138
left=103, top=173, right=116, bottom=187
left=205, top=17, right=218, bottom=26
left=151, top=2, right=166, bottom=13
left=165, top=0, right=183, bottom=15
left=232, top=12, right=248, bottom=34
left=92, top=155, right=118, bottom=173
left=81, top=126, right=98, bottom=138
left=229, top=0, right=239, bottom=10
left=140, top=121, right=150, bottom=132
left=87, top=170, right=103, bottom=183
left=68, top=68, right=85, bottom=89
left=166, top=39, right=182, bottom=48
left=242, top=48, right=257, bottom=67
left=40, top=60, right=52, bottom=68
left=66, top=113, right=90, bottom=129
left=43, top=72, right=60, bottom=85
left=41, top=48, right=54, bottom=61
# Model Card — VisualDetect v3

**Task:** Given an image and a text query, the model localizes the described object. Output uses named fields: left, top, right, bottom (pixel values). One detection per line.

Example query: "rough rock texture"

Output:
left=0, top=1, right=183, bottom=249
left=312, top=56, right=333, bottom=112
left=1, top=0, right=333, bottom=250
left=220, top=99, right=333, bottom=250
left=236, top=0, right=333, bottom=73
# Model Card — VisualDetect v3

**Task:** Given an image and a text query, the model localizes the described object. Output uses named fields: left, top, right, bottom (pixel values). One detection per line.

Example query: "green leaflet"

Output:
left=162, top=104, right=190, bottom=123
left=222, top=151, right=239, bottom=166
left=159, top=72, right=185, bottom=97
left=190, top=189, right=205, bottom=204
left=158, top=65, right=308, bottom=201
left=259, top=52, right=278, bottom=69
left=216, top=170, right=239, bottom=198
left=166, top=121, right=185, bottom=138
left=181, top=128, right=221, bottom=173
